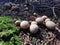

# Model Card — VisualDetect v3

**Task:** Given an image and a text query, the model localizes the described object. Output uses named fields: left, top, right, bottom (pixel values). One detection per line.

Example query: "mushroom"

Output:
left=45, top=18, right=51, bottom=23
left=20, top=21, right=29, bottom=29
left=45, top=18, right=60, bottom=31
left=15, top=20, right=21, bottom=26
left=31, top=21, right=37, bottom=25
left=35, top=17, right=44, bottom=24
left=45, top=21, right=56, bottom=29
left=42, top=15, right=48, bottom=20
left=30, top=24, right=39, bottom=33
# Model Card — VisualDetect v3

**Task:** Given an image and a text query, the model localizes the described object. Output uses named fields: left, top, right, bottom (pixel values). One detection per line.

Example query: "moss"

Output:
left=0, top=16, right=22, bottom=45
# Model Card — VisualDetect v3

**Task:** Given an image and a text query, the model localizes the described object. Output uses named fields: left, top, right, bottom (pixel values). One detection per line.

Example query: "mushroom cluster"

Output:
left=35, top=15, right=47, bottom=24
left=15, top=20, right=39, bottom=33
left=15, top=15, right=57, bottom=34
left=35, top=15, right=57, bottom=29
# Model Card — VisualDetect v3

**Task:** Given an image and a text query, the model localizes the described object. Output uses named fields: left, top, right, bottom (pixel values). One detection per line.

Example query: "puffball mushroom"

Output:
left=45, top=18, right=51, bottom=23
left=35, top=17, right=44, bottom=24
left=31, top=21, right=37, bottom=25
left=42, top=15, right=48, bottom=20
left=30, top=24, right=39, bottom=33
left=20, top=21, right=29, bottom=29
left=15, top=20, right=21, bottom=26
left=45, top=21, right=56, bottom=29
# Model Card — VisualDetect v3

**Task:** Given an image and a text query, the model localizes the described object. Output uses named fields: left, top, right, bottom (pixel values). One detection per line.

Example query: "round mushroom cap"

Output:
left=45, top=18, right=51, bottom=23
left=20, top=21, right=29, bottom=29
left=42, top=15, right=48, bottom=20
left=30, top=24, right=39, bottom=33
left=45, top=21, right=56, bottom=29
left=35, top=17, right=44, bottom=23
left=31, top=21, right=37, bottom=25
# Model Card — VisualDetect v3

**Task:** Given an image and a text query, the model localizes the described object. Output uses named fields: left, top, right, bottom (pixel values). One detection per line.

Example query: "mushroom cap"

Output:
left=15, top=20, right=21, bottom=25
left=45, top=18, right=51, bottom=23
left=31, top=21, right=37, bottom=25
left=20, top=21, right=29, bottom=29
left=35, top=17, right=44, bottom=23
left=30, top=24, right=39, bottom=33
left=42, top=15, right=48, bottom=20
left=45, top=21, right=56, bottom=29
